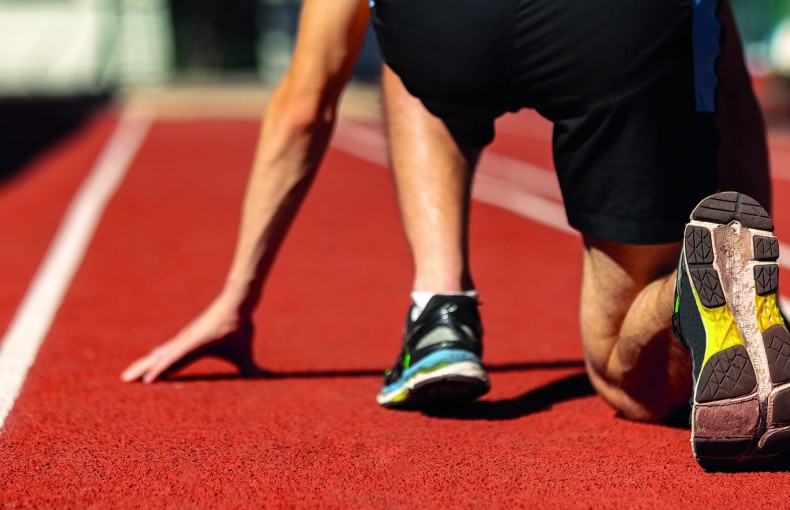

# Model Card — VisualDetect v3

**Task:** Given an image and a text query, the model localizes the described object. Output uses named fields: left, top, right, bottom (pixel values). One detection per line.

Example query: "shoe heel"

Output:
left=684, top=193, right=768, bottom=466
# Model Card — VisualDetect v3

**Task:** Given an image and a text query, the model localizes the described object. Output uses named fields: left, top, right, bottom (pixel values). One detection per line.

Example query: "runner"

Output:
left=121, top=0, right=779, bottom=467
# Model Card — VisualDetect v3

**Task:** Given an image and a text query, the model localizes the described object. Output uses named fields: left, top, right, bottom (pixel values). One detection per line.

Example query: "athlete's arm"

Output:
left=121, top=0, right=370, bottom=383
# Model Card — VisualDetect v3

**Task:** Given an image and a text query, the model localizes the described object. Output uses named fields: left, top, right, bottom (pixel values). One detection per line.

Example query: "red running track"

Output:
left=1, top=109, right=790, bottom=507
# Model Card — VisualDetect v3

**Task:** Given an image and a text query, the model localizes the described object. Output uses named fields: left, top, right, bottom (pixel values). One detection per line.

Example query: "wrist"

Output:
left=220, top=279, right=260, bottom=317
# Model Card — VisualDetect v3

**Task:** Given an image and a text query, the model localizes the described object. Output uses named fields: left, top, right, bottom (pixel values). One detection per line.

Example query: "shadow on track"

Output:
left=163, top=359, right=585, bottom=382
left=163, top=362, right=594, bottom=422
left=417, top=372, right=594, bottom=421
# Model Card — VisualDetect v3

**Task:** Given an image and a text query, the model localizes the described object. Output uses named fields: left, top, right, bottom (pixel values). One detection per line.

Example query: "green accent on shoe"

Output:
left=403, top=350, right=411, bottom=370
left=674, top=295, right=680, bottom=314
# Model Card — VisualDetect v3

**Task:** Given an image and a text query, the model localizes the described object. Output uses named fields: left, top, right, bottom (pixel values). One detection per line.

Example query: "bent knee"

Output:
left=585, top=357, right=691, bottom=423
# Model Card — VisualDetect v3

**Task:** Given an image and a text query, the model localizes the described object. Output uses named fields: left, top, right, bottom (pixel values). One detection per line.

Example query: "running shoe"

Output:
left=673, top=192, right=790, bottom=469
left=376, top=295, right=490, bottom=407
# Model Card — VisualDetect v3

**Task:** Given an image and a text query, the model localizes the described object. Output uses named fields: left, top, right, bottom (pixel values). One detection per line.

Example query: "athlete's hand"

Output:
left=121, top=297, right=260, bottom=383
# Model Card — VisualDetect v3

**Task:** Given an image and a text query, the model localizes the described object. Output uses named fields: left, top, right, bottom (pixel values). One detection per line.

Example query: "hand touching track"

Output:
left=121, top=296, right=260, bottom=383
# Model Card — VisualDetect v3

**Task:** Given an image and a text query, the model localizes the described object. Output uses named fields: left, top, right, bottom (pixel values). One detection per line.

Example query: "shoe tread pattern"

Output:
left=764, top=324, right=790, bottom=384
left=685, top=226, right=714, bottom=264
left=692, top=192, right=774, bottom=231
left=770, top=389, right=790, bottom=425
left=690, top=268, right=726, bottom=308
left=686, top=193, right=789, bottom=467
left=696, top=345, right=757, bottom=403
left=753, top=236, right=779, bottom=261
left=754, top=264, right=779, bottom=296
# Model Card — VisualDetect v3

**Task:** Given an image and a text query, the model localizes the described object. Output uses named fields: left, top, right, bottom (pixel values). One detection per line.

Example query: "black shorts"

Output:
left=371, top=0, right=723, bottom=244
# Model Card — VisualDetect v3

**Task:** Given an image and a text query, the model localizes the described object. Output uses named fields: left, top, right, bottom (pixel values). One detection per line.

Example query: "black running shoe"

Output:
left=673, top=192, right=790, bottom=469
left=376, top=295, right=490, bottom=407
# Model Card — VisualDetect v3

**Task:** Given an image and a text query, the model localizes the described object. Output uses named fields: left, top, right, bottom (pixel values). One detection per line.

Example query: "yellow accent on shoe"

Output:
left=391, top=390, right=409, bottom=403
left=692, top=287, right=745, bottom=368
left=756, top=292, right=785, bottom=333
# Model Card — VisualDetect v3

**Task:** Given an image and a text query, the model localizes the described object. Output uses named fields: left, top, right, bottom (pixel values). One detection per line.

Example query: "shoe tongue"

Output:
left=406, top=293, right=478, bottom=337
left=423, top=294, right=474, bottom=313
left=408, top=304, right=421, bottom=325
left=413, top=291, right=479, bottom=310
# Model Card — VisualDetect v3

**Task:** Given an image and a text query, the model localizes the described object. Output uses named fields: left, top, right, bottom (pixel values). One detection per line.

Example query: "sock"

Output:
left=410, top=290, right=479, bottom=322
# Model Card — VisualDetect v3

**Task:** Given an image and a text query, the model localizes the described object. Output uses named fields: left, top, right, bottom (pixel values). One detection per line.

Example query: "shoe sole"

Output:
left=376, top=350, right=490, bottom=408
left=683, top=192, right=790, bottom=469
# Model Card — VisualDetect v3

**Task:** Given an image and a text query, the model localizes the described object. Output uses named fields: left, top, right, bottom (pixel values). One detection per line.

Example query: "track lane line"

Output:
left=0, top=113, right=151, bottom=431
left=332, top=119, right=790, bottom=310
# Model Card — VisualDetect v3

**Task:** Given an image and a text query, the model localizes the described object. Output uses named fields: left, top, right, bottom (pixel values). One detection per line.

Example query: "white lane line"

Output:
left=333, top=119, right=563, bottom=202
left=334, top=119, right=570, bottom=229
left=333, top=120, right=388, bottom=167
left=479, top=151, right=561, bottom=201
left=473, top=172, right=573, bottom=234
left=770, top=149, right=790, bottom=182
left=333, top=120, right=790, bottom=309
left=493, top=116, right=553, bottom=141
left=0, top=113, right=151, bottom=431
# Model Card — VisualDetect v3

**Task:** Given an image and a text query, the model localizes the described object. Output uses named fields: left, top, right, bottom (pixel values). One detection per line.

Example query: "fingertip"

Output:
left=142, top=369, right=160, bottom=384
left=121, top=370, right=139, bottom=383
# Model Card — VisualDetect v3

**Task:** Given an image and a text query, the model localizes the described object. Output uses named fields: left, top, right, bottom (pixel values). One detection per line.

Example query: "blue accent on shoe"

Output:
left=379, top=348, right=481, bottom=395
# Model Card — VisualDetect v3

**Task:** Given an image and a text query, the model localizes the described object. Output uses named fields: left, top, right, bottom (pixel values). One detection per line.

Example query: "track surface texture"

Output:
left=2, top=105, right=790, bottom=507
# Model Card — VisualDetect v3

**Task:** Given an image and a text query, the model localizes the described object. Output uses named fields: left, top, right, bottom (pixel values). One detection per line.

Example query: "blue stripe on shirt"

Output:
left=693, top=0, right=722, bottom=113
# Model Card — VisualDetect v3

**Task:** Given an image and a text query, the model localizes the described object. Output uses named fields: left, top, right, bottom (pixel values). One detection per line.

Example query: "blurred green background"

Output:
left=0, top=0, right=780, bottom=94
left=0, top=0, right=382, bottom=96
left=0, top=0, right=788, bottom=177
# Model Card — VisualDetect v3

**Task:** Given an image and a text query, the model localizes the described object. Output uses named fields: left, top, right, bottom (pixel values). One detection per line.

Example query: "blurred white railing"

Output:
left=0, top=0, right=173, bottom=96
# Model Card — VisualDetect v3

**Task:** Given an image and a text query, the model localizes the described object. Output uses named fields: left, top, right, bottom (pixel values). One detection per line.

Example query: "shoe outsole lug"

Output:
left=695, top=346, right=757, bottom=403
left=688, top=267, right=726, bottom=308
left=685, top=226, right=714, bottom=264
left=763, top=325, right=790, bottom=384
left=754, top=264, right=779, bottom=296
left=691, top=192, right=738, bottom=224
left=754, top=236, right=780, bottom=261
left=769, top=388, right=790, bottom=425
left=691, top=191, right=774, bottom=231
